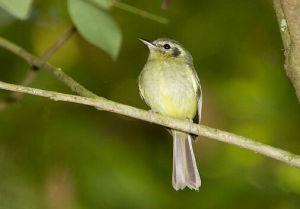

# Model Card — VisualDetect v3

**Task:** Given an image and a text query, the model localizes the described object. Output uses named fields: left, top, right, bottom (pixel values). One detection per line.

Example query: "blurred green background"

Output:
left=1, top=0, right=300, bottom=208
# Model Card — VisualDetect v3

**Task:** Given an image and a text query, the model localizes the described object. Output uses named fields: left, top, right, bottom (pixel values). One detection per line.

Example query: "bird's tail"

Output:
left=172, top=130, right=201, bottom=190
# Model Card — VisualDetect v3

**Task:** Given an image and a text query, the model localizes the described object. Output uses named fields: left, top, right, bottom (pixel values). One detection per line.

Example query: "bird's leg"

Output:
left=147, top=109, right=158, bottom=121
left=147, top=110, right=173, bottom=135
left=185, top=118, right=198, bottom=141
left=148, top=109, right=158, bottom=114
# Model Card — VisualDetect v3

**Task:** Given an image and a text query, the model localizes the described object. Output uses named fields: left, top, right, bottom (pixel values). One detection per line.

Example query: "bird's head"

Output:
left=139, top=38, right=192, bottom=63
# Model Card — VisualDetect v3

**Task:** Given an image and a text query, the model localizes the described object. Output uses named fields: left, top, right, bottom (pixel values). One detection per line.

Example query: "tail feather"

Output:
left=172, top=131, right=201, bottom=190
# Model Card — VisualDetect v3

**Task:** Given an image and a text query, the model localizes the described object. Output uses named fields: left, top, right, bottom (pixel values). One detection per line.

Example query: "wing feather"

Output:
left=189, top=65, right=202, bottom=124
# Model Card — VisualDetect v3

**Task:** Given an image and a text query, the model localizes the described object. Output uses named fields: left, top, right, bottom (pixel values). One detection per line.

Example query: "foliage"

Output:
left=0, top=0, right=121, bottom=60
left=68, top=0, right=121, bottom=60
left=0, top=0, right=33, bottom=20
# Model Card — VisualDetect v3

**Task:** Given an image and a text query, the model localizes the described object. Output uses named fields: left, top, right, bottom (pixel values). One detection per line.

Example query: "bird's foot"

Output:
left=147, top=109, right=158, bottom=121
left=185, top=118, right=199, bottom=141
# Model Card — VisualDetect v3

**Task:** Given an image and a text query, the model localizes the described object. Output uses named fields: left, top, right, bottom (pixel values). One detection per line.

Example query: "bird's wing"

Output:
left=138, top=70, right=147, bottom=103
left=190, top=66, right=202, bottom=124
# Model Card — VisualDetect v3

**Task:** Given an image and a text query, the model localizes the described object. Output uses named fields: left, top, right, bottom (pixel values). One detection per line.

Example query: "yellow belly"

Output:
left=158, top=91, right=197, bottom=119
left=139, top=60, right=198, bottom=119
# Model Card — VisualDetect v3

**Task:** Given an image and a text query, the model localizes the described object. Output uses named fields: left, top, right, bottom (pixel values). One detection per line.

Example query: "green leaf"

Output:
left=0, top=0, right=33, bottom=20
left=68, top=0, right=122, bottom=60
left=87, top=0, right=112, bottom=10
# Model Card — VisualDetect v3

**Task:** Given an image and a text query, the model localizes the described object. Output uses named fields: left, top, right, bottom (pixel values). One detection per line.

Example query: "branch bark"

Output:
left=273, top=0, right=300, bottom=103
left=0, top=80, right=300, bottom=169
left=0, top=27, right=77, bottom=111
left=0, top=35, right=300, bottom=169
left=0, top=36, right=98, bottom=99
left=112, top=1, right=168, bottom=24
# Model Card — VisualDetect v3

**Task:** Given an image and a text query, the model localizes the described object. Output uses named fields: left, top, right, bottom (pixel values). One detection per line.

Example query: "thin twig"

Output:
left=273, top=0, right=300, bottom=103
left=112, top=1, right=168, bottom=24
left=0, top=27, right=77, bottom=111
left=0, top=80, right=299, bottom=169
left=0, top=36, right=98, bottom=99
left=0, top=35, right=299, bottom=169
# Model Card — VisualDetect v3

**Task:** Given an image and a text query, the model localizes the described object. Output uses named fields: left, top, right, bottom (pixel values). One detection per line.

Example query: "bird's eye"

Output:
left=163, top=44, right=171, bottom=49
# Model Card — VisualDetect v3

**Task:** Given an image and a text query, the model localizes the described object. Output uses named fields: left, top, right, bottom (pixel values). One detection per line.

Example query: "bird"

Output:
left=138, top=38, right=202, bottom=190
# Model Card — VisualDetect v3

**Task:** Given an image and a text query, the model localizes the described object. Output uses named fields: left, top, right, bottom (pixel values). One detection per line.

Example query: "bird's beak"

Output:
left=139, top=38, right=155, bottom=48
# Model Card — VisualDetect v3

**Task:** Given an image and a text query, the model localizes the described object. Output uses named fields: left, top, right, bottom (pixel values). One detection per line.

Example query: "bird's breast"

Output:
left=139, top=61, right=197, bottom=119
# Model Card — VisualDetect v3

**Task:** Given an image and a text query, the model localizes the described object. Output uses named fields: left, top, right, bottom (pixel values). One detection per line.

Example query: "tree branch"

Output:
left=0, top=35, right=299, bottom=169
left=0, top=36, right=98, bottom=99
left=273, top=0, right=300, bottom=103
left=112, top=1, right=168, bottom=24
left=0, top=27, right=77, bottom=111
left=0, top=80, right=300, bottom=169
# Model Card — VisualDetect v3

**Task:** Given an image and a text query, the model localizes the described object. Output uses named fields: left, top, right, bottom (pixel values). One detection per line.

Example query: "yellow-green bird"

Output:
left=138, top=38, right=202, bottom=190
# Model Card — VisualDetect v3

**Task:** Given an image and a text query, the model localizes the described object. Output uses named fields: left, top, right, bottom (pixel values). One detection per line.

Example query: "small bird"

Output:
left=138, top=38, right=202, bottom=190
